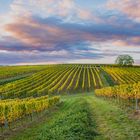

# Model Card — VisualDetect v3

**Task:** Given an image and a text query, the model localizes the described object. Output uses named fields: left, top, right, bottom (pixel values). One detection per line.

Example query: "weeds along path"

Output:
left=87, top=96, right=140, bottom=140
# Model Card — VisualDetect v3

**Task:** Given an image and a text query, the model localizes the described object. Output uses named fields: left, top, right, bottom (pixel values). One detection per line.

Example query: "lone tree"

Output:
left=115, top=55, right=134, bottom=66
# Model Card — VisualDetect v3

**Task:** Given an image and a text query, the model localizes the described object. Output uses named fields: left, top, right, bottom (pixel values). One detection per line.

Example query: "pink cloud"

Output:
left=107, top=0, right=140, bottom=22
left=10, top=0, right=99, bottom=22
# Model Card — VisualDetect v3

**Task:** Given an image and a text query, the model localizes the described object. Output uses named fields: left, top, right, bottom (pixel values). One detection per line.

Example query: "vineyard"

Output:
left=95, top=81, right=140, bottom=109
left=0, top=96, right=60, bottom=129
left=0, top=65, right=105, bottom=99
left=1, top=64, right=140, bottom=139
left=95, top=66, right=140, bottom=110
left=0, top=65, right=49, bottom=85
left=0, top=65, right=140, bottom=99
left=103, top=66, right=140, bottom=84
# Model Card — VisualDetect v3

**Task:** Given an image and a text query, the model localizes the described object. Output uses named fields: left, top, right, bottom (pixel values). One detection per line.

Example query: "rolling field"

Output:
left=0, top=64, right=140, bottom=100
left=0, top=65, right=49, bottom=85
left=0, top=64, right=140, bottom=140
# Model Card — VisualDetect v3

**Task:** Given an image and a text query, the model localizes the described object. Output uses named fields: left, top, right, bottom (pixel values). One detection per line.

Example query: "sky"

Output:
left=0, top=0, right=140, bottom=65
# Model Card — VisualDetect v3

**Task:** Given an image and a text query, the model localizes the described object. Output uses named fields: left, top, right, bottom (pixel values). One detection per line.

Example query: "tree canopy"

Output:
left=115, top=55, right=134, bottom=66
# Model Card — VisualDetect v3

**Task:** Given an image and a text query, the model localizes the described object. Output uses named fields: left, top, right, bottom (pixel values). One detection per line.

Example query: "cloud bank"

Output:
left=0, top=0, right=140, bottom=65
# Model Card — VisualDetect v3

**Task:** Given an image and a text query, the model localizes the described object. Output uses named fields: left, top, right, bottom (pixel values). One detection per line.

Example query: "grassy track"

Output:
left=8, top=94, right=140, bottom=140
left=9, top=94, right=97, bottom=140
left=87, top=97, right=140, bottom=140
